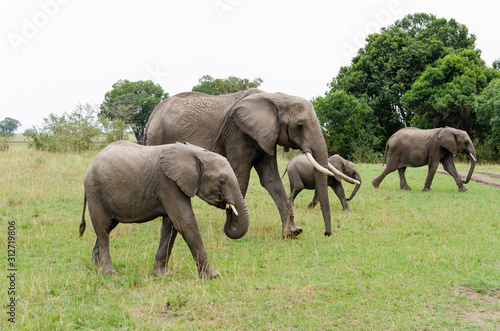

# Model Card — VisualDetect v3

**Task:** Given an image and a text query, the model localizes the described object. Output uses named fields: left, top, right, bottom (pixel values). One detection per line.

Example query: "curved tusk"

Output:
left=328, top=163, right=361, bottom=185
left=469, top=153, right=476, bottom=162
left=228, top=204, right=238, bottom=216
left=305, top=152, right=336, bottom=177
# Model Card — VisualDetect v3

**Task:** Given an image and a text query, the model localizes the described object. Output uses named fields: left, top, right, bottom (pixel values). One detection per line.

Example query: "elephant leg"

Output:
left=423, top=161, right=439, bottom=191
left=372, top=163, right=397, bottom=188
left=181, top=223, right=219, bottom=279
left=152, top=215, right=178, bottom=276
left=398, top=167, right=411, bottom=190
left=331, top=180, right=350, bottom=211
left=441, top=155, right=466, bottom=191
left=92, top=217, right=119, bottom=274
left=254, top=153, right=302, bottom=238
left=307, top=190, right=319, bottom=209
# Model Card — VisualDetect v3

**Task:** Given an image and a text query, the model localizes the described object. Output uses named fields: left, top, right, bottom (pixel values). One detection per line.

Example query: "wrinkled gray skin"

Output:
left=372, top=127, right=477, bottom=192
left=80, top=141, right=249, bottom=279
left=144, top=89, right=333, bottom=237
left=285, top=154, right=362, bottom=211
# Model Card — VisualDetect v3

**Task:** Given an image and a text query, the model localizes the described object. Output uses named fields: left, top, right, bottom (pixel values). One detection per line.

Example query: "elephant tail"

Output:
left=383, top=143, right=389, bottom=166
left=280, top=166, right=288, bottom=180
left=79, top=194, right=87, bottom=237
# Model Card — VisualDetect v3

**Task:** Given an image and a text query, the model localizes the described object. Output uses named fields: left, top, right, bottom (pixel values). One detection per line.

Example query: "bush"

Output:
left=0, top=134, right=12, bottom=151
left=28, top=104, right=102, bottom=153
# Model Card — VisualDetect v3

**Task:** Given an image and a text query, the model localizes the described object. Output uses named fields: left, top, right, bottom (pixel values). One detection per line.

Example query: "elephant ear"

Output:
left=160, top=142, right=201, bottom=197
left=230, top=93, right=279, bottom=155
left=438, top=128, right=457, bottom=155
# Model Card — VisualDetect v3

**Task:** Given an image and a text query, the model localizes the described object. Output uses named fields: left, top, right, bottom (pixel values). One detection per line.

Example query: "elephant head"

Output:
left=160, top=143, right=249, bottom=239
left=328, top=154, right=362, bottom=202
left=230, top=92, right=359, bottom=235
left=438, top=127, right=477, bottom=184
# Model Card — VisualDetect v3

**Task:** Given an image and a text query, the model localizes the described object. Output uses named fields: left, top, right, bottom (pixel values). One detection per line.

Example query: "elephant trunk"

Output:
left=463, top=152, right=476, bottom=184
left=309, top=146, right=332, bottom=236
left=346, top=178, right=362, bottom=201
left=223, top=184, right=249, bottom=239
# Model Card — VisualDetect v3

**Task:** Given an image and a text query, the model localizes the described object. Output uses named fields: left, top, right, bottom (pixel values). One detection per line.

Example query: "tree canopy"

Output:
left=100, top=80, right=168, bottom=143
left=475, top=78, right=500, bottom=147
left=192, top=75, right=263, bottom=95
left=0, top=117, right=21, bottom=136
left=313, top=90, right=382, bottom=162
left=330, top=13, right=477, bottom=144
left=403, top=50, right=500, bottom=136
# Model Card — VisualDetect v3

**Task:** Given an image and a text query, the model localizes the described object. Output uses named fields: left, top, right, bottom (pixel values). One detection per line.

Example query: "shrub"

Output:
left=28, top=104, right=102, bottom=153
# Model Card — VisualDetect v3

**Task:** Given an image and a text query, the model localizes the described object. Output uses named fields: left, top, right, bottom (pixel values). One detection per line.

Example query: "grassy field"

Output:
left=1, top=144, right=499, bottom=330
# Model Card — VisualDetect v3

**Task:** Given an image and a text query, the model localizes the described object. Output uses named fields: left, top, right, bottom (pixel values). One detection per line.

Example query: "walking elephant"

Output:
left=284, top=154, right=362, bottom=211
left=371, top=127, right=477, bottom=191
left=80, top=141, right=249, bottom=278
left=144, top=89, right=359, bottom=237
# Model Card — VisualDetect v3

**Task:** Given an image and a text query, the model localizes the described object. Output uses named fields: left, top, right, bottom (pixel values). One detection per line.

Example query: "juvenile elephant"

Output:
left=80, top=141, right=249, bottom=278
left=144, top=89, right=359, bottom=237
left=284, top=154, right=362, bottom=211
left=372, top=127, right=477, bottom=191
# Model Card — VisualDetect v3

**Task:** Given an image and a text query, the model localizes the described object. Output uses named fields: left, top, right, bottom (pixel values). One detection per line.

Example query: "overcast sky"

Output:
left=1, top=0, right=499, bottom=133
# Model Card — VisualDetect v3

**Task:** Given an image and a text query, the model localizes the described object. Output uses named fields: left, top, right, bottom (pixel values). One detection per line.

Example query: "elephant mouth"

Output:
left=215, top=199, right=226, bottom=210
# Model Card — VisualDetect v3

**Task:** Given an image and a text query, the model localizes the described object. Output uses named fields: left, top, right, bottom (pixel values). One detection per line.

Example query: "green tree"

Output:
left=403, top=50, right=500, bottom=138
left=192, top=75, right=263, bottom=95
left=0, top=117, right=21, bottom=136
left=313, top=90, right=383, bottom=161
left=475, top=78, right=500, bottom=147
left=28, top=104, right=102, bottom=152
left=100, top=80, right=168, bottom=143
left=331, top=13, right=476, bottom=144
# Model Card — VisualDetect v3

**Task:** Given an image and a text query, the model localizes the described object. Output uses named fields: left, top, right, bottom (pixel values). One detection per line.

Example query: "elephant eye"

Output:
left=219, top=179, right=226, bottom=186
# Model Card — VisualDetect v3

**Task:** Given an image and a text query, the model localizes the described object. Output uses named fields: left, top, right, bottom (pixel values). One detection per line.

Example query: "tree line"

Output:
left=313, top=13, right=500, bottom=162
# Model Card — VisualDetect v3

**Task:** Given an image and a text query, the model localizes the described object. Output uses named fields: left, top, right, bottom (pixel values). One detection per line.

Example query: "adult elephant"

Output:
left=371, top=127, right=477, bottom=191
left=144, top=89, right=358, bottom=237
left=285, top=154, right=362, bottom=211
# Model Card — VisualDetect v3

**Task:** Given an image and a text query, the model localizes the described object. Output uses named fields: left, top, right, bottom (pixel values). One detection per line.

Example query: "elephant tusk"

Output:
left=328, top=163, right=361, bottom=185
left=228, top=204, right=238, bottom=216
left=469, top=153, right=476, bottom=162
left=305, top=152, right=336, bottom=177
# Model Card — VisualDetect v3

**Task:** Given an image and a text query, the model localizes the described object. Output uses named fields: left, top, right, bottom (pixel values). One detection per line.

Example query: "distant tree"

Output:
left=192, top=75, right=263, bottom=95
left=313, top=90, right=383, bottom=161
left=331, top=13, right=477, bottom=144
left=0, top=117, right=21, bottom=136
left=100, top=80, right=168, bottom=143
left=475, top=78, right=500, bottom=147
left=403, top=50, right=500, bottom=138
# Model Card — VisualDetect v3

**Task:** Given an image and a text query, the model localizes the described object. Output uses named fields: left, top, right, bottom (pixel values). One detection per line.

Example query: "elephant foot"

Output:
left=400, top=185, right=412, bottom=190
left=422, top=187, right=432, bottom=192
left=152, top=267, right=172, bottom=277
left=371, top=180, right=380, bottom=188
left=199, top=266, right=220, bottom=279
left=282, top=222, right=303, bottom=238
left=307, top=203, right=317, bottom=209
left=99, top=265, right=117, bottom=274
left=458, top=186, right=467, bottom=192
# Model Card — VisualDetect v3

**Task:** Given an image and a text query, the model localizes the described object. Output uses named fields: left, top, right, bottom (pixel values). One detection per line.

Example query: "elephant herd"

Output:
left=79, top=89, right=477, bottom=278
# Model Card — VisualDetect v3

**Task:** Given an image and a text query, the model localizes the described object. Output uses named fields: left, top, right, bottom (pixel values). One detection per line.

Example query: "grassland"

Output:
left=1, top=144, right=499, bottom=330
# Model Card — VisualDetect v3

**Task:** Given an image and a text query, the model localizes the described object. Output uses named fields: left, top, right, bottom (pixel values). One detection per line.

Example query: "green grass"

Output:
left=1, top=145, right=499, bottom=330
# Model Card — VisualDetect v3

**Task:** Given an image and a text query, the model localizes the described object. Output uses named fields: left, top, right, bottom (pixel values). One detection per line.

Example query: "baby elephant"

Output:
left=284, top=154, right=362, bottom=211
left=80, top=141, right=249, bottom=279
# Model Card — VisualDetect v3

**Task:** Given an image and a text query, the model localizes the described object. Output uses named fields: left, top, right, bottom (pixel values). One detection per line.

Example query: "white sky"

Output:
left=1, top=0, right=499, bottom=133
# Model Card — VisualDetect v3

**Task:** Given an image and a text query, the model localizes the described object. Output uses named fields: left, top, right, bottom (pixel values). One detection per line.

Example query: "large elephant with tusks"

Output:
left=144, top=89, right=359, bottom=237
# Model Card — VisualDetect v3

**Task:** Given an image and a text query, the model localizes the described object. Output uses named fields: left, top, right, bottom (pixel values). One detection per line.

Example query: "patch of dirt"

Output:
left=436, top=171, right=500, bottom=188
left=457, top=287, right=500, bottom=327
